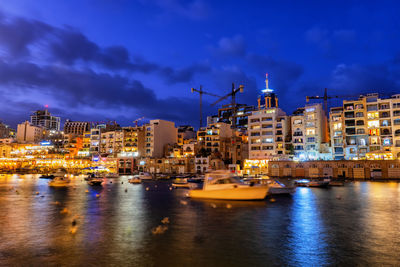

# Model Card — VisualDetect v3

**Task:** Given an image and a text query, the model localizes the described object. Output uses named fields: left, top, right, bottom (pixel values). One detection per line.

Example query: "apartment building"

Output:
left=197, top=122, right=232, bottom=158
left=291, top=103, right=328, bottom=160
left=144, top=120, right=177, bottom=158
left=16, top=121, right=44, bottom=144
left=248, top=108, right=289, bottom=159
left=100, top=130, right=124, bottom=155
left=122, top=126, right=145, bottom=157
left=30, top=109, right=60, bottom=131
left=330, top=94, right=400, bottom=159
left=63, top=120, right=91, bottom=135
left=177, top=125, right=196, bottom=145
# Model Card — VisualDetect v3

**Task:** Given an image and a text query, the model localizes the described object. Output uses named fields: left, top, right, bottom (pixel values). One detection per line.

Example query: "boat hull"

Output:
left=268, top=186, right=296, bottom=195
left=189, top=186, right=269, bottom=200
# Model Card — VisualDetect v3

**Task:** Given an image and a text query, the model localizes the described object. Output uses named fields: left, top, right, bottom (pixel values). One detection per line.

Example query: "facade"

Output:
left=291, top=103, right=329, bottom=160
left=63, top=120, right=91, bottom=135
left=248, top=74, right=291, bottom=160
left=122, top=126, right=145, bottom=157
left=195, top=156, right=209, bottom=173
left=197, top=122, right=232, bottom=158
left=329, top=94, right=400, bottom=160
left=30, top=109, right=61, bottom=131
left=177, top=125, right=196, bottom=145
left=217, top=103, right=255, bottom=131
left=0, top=122, right=15, bottom=138
left=16, top=121, right=44, bottom=144
left=100, top=130, right=124, bottom=155
left=144, top=120, right=177, bottom=158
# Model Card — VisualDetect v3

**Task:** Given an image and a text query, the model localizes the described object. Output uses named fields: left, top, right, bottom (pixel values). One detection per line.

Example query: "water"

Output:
left=0, top=174, right=400, bottom=266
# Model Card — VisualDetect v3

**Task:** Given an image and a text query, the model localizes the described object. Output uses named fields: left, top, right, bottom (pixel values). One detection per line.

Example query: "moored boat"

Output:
left=49, top=177, right=70, bottom=187
left=138, top=172, right=153, bottom=180
left=189, top=170, right=269, bottom=200
left=308, top=179, right=330, bottom=188
left=329, top=180, right=345, bottom=186
left=39, top=174, right=55, bottom=179
left=172, top=178, right=191, bottom=188
left=88, top=178, right=103, bottom=186
left=267, top=179, right=296, bottom=195
left=128, top=177, right=141, bottom=184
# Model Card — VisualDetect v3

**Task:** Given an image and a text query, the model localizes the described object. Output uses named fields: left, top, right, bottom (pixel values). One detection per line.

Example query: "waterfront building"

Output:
left=89, top=127, right=102, bottom=155
left=248, top=74, right=290, bottom=159
left=30, top=109, right=61, bottom=131
left=177, top=125, right=196, bottom=145
left=197, top=122, right=232, bottom=159
left=63, top=120, right=91, bottom=135
left=122, top=126, right=145, bottom=157
left=291, top=103, right=329, bottom=160
left=195, top=156, right=210, bottom=173
left=100, top=130, right=124, bottom=156
left=139, top=157, right=194, bottom=174
left=16, top=121, right=44, bottom=144
left=329, top=94, right=400, bottom=159
left=144, top=119, right=178, bottom=158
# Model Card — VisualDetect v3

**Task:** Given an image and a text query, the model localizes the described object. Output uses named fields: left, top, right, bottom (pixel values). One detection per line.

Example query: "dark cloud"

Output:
left=0, top=11, right=53, bottom=57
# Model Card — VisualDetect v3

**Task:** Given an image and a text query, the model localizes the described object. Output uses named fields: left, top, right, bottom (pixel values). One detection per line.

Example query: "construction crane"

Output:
left=212, top=83, right=244, bottom=129
left=191, top=85, right=221, bottom=128
left=133, top=117, right=145, bottom=127
left=306, top=88, right=360, bottom=115
left=212, top=83, right=244, bottom=165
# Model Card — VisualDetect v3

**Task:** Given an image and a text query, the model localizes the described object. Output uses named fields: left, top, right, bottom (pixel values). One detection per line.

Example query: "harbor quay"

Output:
left=267, top=160, right=400, bottom=180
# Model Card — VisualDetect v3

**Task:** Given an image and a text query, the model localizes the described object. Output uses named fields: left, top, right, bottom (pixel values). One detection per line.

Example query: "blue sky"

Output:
left=0, top=0, right=399, bottom=128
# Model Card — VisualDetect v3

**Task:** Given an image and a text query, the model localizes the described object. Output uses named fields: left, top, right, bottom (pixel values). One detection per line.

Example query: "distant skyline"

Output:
left=0, top=0, right=399, bottom=128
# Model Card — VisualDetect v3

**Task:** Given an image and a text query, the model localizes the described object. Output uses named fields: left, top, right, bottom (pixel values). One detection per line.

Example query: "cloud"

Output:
left=147, top=0, right=210, bottom=20
left=214, top=35, right=246, bottom=57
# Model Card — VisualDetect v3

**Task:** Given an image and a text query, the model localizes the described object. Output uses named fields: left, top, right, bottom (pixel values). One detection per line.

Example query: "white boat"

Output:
left=128, top=177, right=141, bottom=184
left=189, top=170, right=269, bottom=200
left=137, top=172, right=153, bottom=180
left=267, top=180, right=296, bottom=195
left=49, top=177, right=70, bottom=187
left=105, top=173, right=119, bottom=178
left=172, top=178, right=192, bottom=188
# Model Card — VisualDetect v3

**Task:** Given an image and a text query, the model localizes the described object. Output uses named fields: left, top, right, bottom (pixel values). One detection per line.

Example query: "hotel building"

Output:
left=248, top=74, right=290, bottom=159
left=16, top=121, right=44, bottom=144
left=144, top=120, right=177, bottom=158
left=30, top=109, right=61, bottom=131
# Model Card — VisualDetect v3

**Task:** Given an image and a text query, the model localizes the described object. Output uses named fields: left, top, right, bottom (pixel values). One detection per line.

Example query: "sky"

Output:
left=0, top=0, right=400, bottom=129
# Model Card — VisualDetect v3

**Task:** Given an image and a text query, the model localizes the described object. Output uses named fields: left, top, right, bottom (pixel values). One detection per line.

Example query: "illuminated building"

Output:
left=0, top=121, right=15, bottom=138
left=177, top=125, right=196, bottom=145
left=144, top=119, right=177, bottom=158
left=30, top=109, right=60, bottom=131
left=330, top=93, right=400, bottom=159
left=63, top=120, right=91, bottom=135
left=100, top=130, right=124, bottom=156
left=197, top=122, right=232, bottom=158
left=291, top=103, right=329, bottom=160
left=217, top=103, right=255, bottom=132
left=16, top=121, right=44, bottom=144
left=248, top=74, right=290, bottom=159
left=122, top=126, right=145, bottom=156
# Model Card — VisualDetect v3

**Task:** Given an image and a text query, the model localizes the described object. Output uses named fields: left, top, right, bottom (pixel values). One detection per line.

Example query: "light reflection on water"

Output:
left=0, top=175, right=399, bottom=266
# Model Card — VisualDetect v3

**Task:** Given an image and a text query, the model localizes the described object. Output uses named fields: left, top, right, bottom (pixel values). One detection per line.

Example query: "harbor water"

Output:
left=0, top=174, right=400, bottom=266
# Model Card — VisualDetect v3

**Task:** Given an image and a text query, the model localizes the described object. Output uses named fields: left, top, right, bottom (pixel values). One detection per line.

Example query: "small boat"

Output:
left=308, top=179, right=330, bottom=188
left=157, top=174, right=170, bottom=180
left=39, top=174, right=55, bottom=179
left=329, top=180, right=345, bottom=186
left=128, top=177, right=141, bottom=184
left=88, top=178, right=103, bottom=186
left=49, top=177, right=70, bottom=187
left=267, top=179, right=296, bottom=195
left=294, top=179, right=310, bottom=187
left=105, top=173, right=119, bottom=178
left=172, top=178, right=191, bottom=188
left=189, top=170, right=269, bottom=200
left=138, top=172, right=153, bottom=180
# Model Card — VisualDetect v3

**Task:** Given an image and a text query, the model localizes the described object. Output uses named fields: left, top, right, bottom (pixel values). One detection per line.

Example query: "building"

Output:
left=16, top=121, right=44, bottom=144
left=248, top=74, right=290, bottom=159
left=217, top=103, right=255, bottom=132
left=330, top=93, right=400, bottom=159
left=144, top=119, right=177, bottom=158
left=177, top=125, right=196, bottom=145
left=122, top=126, right=145, bottom=157
left=0, top=122, right=15, bottom=138
left=100, top=130, right=124, bottom=156
left=63, top=120, right=91, bottom=135
left=197, top=122, right=232, bottom=159
left=30, top=109, right=61, bottom=131
left=291, top=103, right=329, bottom=160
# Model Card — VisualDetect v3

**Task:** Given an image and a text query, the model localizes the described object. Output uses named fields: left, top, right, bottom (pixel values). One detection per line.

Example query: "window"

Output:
left=263, top=138, right=273, bottom=143
left=368, top=120, right=379, bottom=128
left=356, top=129, right=365, bottom=134
left=355, top=104, right=363, bottom=109
left=370, top=129, right=380, bottom=136
left=359, top=138, right=366, bottom=146
left=293, top=119, right=302, bottom=125
left=307, top=137, right=316, bottom=143
left=306, top=128, right=315, bottom=135
left=370, top=136, right=379, bottom=145
left=333, top=123, right=342, bottom=130
left=367, top=112, right=379, bottom=119
left=355, top=112, right=364, bottom=118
